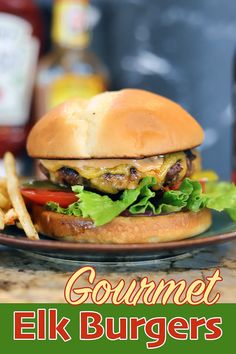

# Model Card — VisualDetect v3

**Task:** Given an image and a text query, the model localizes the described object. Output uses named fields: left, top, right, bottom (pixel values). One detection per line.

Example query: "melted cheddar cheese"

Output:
left=40, top=151, right=200, bottom=194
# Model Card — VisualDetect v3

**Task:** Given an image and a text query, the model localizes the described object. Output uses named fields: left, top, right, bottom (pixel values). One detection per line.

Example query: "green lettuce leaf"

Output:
left=48, top=177, right=156, bottom=227
left=205, top=182, right=236, bottom=221
left=47, top=200, right=82, bottom=217
left=47, top=178, right=207, bottom=226
left=130, top=178, right=207, bottom=215
left=47, top=177, right=236, bottom=226
left=128, top=182, right=156, bottom=214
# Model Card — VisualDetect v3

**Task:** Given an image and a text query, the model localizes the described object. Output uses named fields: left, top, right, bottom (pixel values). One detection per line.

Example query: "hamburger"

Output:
left=24, top=89, right=220, bottom=243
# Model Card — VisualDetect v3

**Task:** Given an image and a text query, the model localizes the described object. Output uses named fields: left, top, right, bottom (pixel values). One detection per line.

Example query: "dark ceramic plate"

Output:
left=0, top=212, right=236, bottom=263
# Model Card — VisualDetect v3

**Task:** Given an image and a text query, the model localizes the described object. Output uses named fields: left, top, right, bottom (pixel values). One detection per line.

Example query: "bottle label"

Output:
left=0, top=13, right=39, bottom=126
left=52, top=0, right=99, bottom=48
left=48, top=74, right=106, bottom=109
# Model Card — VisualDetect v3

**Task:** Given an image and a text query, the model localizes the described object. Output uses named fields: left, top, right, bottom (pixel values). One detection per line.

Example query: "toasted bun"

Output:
left=27, top=89, right=204, bottom=159
left=32, top=206, right=211, bottom=244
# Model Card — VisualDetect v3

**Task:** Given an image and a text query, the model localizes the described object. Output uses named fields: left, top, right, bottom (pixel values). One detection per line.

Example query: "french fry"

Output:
left=0, top=179, right=11, bottom=201
left=3, top=152, right=39, bottom=240
left=16, top=222, right=23, bottom=230
left=4, top=208, right=18, bottom=226
left=0, top=187, right=7, bottom=196
left=0, top=208, right=4, bottom=230
left=0, top=183, right=7, bottom=193
left=0, top=178, right=6, bottom=187
left=0, top=193, right=9, bottom=209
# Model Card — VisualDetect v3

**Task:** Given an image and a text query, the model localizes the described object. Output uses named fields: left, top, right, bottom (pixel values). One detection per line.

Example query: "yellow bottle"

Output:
left=35, top=0, right=108, bottom=118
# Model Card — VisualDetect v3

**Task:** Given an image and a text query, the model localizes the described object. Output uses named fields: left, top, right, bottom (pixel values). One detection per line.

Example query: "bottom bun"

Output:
left=32, top=205, right=212, bottom=244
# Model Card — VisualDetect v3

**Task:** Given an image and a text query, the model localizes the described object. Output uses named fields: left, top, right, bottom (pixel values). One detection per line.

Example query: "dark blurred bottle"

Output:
left=0, top=0, right=43, bottom=175
left=35, top=0, right=108, bottom=118
left=233, top=55, right=236, bottom=183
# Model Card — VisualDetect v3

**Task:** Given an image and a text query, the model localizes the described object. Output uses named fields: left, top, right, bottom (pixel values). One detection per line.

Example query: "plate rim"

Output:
left=0, top=229, right=236, bottom=253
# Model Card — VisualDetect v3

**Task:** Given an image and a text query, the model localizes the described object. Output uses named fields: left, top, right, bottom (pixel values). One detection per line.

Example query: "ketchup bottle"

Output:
left=0, top=0, right=43, bottom=175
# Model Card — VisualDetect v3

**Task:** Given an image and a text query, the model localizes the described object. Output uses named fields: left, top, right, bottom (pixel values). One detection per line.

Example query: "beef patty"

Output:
left=39, top=150, right=197, bottom=194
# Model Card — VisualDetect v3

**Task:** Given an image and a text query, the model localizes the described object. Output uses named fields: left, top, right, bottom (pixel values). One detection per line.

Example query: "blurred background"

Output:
left=0, top=0, right=236, bottom=180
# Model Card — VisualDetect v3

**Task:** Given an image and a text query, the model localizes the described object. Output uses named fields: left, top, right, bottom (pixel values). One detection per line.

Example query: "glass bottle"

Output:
left=35, top=0, right=108, bottom=118
left=233, top=53, right=236, bottom=183
left=0, top=0, right=43, bottom=175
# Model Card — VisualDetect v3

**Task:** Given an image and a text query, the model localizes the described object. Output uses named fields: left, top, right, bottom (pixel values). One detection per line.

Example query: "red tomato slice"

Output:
left=21, top=189, right=78, bottom=207
left=169, top=182, right=181, bottom=191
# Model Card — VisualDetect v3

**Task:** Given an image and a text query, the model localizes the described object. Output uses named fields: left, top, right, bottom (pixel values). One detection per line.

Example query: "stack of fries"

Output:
left=0, top=152, right=39, bottom=240
left=0, top=178, right=15, bottom=229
